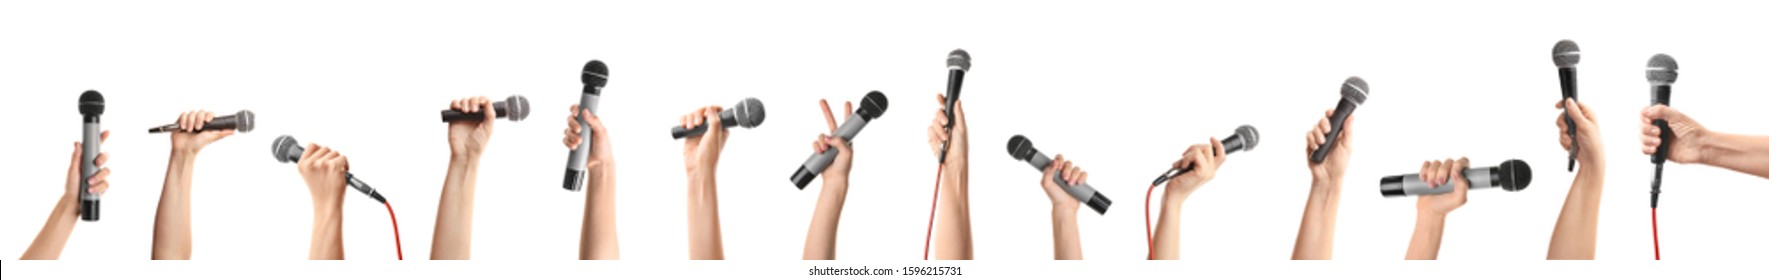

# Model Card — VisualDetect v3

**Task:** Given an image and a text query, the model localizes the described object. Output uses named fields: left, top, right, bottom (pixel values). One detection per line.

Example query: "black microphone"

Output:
left=78, top=90, right=104, bottom=222
left=791, top=91, right=888, bottom=189
left=1009, top=135, right=1111, bottom=214
left=565, top=60, right=609, bottom=192
left=1554, top=40, right=1582, bottom=172
left=670, top=98, right=765, bottom=139
left=1380, top=159, right=1533, bottom=197
left=938, top=49, right=970, bottom=163
left=273, top=135, right=386, bottom=203
left=148, top=110, right=257, bottom=133
left=1149, top=125, right=1260, bottom=186
left=1647, top=54, right=1678, bottom=208
left=1309, top=76, right=1369, bottom=163
left=439, top=95, right=530, bottom=123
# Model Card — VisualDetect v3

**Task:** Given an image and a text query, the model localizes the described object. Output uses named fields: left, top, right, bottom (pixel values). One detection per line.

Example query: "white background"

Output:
left=3, top=0, right=1766, bottom=277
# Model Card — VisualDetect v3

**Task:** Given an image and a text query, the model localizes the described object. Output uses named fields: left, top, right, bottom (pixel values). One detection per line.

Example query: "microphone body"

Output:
left=1646, top=53, right=1678, bottom=208
left=440, top=95, right=530, bottom=123
left=78, top=90, right=104, bottom=221
left=1149, top=125, right=1260, bottom=186
left=273, top=136, right=386, bottom=203
left=791, top=91, right=888, bottom=189
left=565, top=60, right=608, bottom=191
left=1009, top=135, right=1110, bottom=214
left=939, top=49, right=970, bottom=163
left=1309, top=77, right=1368, bottom=163
left=671, top=98, right=765, bottom=139
left=148, top=110, right=256, bottom=133
left=1555, top=40, right=1582, bottom=172
left=1380, top=159, right=1533, bottom=197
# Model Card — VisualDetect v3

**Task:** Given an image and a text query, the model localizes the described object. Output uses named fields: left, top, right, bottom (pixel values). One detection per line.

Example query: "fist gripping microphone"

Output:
left=671, top=98, right=765, bottom=139
left=1309, top=76, right=1369, bottom=163
left=938, top=49, right=970, bottom=163
left=1647, top=54, right=1678, bottom=208
left=148, top=110, right=257, bottom=133
left=564, top=60, right=608, bottom=192
left=1009, top=135, right=1111, bottom=214
left=791, top=91, right=888, bottom=189
left=1554, top=40, right=1582, bottom=172
left=78, top=90, right=104, bottom=221
left=1149, top=125, right=1260, bottom=186
left=273, top=135, right=386, bottom=203
left=1380, top=159, right=1533, bottom=197
left=440, top=95, right=531, bottom=122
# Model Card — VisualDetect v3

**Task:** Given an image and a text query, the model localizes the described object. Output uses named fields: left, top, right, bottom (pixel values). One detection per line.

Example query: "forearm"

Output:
left=20, top=197, right=80, bottom=260
left=1548, top=161, right=1604, bottom=260
left=579, top=166, right=619, bottom=260
left=1150, top=191, right=1187, bottom=260
left=430, top=156, right=480, bottom=260
left=152, top=153, right=197, bottom=260
left=1405, top=213, right=1446, bottom=260
left=1292, top=180, right=1341, bottom=260
left=1699, top=132, right=1769, bottom=179
left=1050, top=208, right=1083, bottom=260
left=309, top=200, right=344, bottom=260
left=802, top=175, right=849, bottom=260
left=934, top=159, right=973, bottom=260
left=686, top=171, right=724, bottom=260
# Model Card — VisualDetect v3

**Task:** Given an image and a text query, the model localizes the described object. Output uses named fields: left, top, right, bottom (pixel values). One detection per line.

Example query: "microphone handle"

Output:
left=1024, top=152, right=1109, bottom=214
left=1309, top=99, right=1357, bottom=163
left=1561, top=67, right=1579, bottom=172
left=670, top=110, right=738, bottom=139
left=938, top=70, right=965, bottom=163
left=564, top=92, right=600, bottom=191
left=791, top=113, right=869, bottom=189
left=439, top=102, right=509, bottom=122
left=80, top=115, right=101, bottom=221
left=148, top=115, right=246, bottom=133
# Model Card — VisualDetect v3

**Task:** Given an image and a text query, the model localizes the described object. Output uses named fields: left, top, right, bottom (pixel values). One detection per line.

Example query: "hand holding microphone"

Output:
left=926, top=94, right=968, bottom=165
left=1412, top=158, right=1473, bottom=217
left=1556, top=99, right=1604, bottom=168
left=682, top=105, right=732, bottom=177
left=1553, top=40, right=1582, bottom=171
left=672, top=98, right=764, bottom=139
left=440, top=95, right=529, bottom=123
left=274, top=136, right=385, bottom=204
left=1380, top=158, right=1532, bottom=198
left=155, top=110, right=246, bottom=155
left=564, top=105, right=615, bottom=186
left=1040, top=155, right=1088, bottom=212
left=810, top=99, right=857, bottom=180
left=938, top=49, right=970, bottom=163
left=1151, top=125, right=1259, bottom=188
left=447, top=96, right=511, bottom=158
left=1009, top=135, right=1110, bottom=214
left=791, top=91, right=888, bottom=189
left=564, top=60, right=609, bottom=191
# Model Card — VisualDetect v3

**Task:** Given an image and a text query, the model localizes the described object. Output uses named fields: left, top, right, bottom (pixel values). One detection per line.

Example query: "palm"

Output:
left=449, top=121, right=492, bottom=154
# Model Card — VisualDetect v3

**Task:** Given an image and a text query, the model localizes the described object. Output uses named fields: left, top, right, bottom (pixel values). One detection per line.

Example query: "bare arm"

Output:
left=21, top=133, right=109, bottom=260
left=1405, top=157, right=1469, bottom=260
left=431, top=97, right=496, bottom=260
left=802, top=174, right=849, bottom=259
left=1549, top=99, right=1603, bottom=259
left=933, top=95, right=973, bottom=260
left=682, top=106, right=727, bottom=260
left=1293, top=110, right=1353, bottom=260
left=1152, top=139, right=1226, bottom=260
left=1640, top=105, right=1769, bottom=179
left=297, top=144, right=349, bottom=260
left=152, top=153, right=196, bottom=260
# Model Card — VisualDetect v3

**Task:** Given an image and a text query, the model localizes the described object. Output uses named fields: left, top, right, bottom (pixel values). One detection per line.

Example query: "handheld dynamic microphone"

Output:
left=440, top=95, right=530, bottom=122
left=791, top=91, right=888, bottom=189
left=938, top=49, right=970, bottom=163
left=1008, top=135, right=1111, bottom=214
left=671, top=98, right=765, bottom=139
left=78, top=90, right=104, bottom=221
left=1554, top=40, right=1582, bottom=172
left=273, top=135, right=386, bottom=203
left=1149, top=125, right=1260, bottom=186
left=1647, top=54, right=1678, bottom=208
left=1380, top=159, right=1533, bottom=197
left=564, top=60, right=608, bottom=192
left=1309, top=76, right=1369, bottom=163
left=148, top=110, right=256, bottom=133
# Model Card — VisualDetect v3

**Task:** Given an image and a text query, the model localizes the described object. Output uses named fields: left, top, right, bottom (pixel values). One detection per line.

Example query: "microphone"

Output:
left=1647, top=54, right=1678, bottom=208
left=147, top=110, right=257, bottom=133
left=439, top=95, right=531, bottom=122
left=1309, top=76, right=1369, bottom=163
left=564, top=60, right=609, bottom=192
left=1149, top=125, right=1260, bottom=186
left=1380, top=159, right=1533, bottom=197
left=1554, top=40, right=1582, bottom=172
left=938, top=49, right=970, bottom=163
left=78, top=90, right=104, bottom=222
left=272, top=135, right=386, bottom=203
left=1008, top=135, right=1112, bottom=215
left=790, top=91, right=888, bottom=189
left=670, top=98, right=765, bottom=139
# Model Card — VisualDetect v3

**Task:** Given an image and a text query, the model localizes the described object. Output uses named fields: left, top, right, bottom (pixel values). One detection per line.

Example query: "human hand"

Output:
left=1415, top=157, right=1470, bottom=218
left=448, top=96, right=497, bottom=158
left=1557, top=99, right=1604, bottom=165
left=168, top=110, right=235, bottom=155
left=1305, top=109, right=1355, bottom=182
left=813, top=99, right=855, bottom=179
left=1041, top=155, right=1085, bottom=212
left=926, top=94, right=968, bottom=164
left=1640, top=105, right=1708, bottom=164
left=1166, top=138, right=1226, bottom=199
left=65, top=131, right=112, bottom=200
left=296, top=144, right=350, bottom=208
left=682, top=106, right=727, bottom=176
left=565, top=105, right=614, bottom=180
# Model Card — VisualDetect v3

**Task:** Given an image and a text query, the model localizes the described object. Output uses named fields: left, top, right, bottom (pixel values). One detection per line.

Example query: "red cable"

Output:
left=923, top=165, right=944, bottom=260
left=1652, top=208, right=1660, bottom=260
left=1145, top=183, right=1158, bottom=260
left=384, top=202, right=404, bottom=260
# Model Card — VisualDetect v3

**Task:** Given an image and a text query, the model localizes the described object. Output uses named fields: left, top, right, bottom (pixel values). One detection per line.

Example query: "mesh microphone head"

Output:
left=1498, top=159, right=1533, bottom=191
left=857, top=91, right=889, bottom=120
left=1647, top=54, right=1679, bottom=85
left=504, top=95, right=531, bottom=121
left=233, top=110, right=256, bottom=132
left=1007, top=135, right=1036, bottom=161
left=79, top=90, right=105, bottom=115
left=733, top=97, right=766, bottom=128
left=1340, top=76, right=1369, bottom=105
left=1552, top=40, right=1581, bottom=67
left=272, top=135, right=303, bottom=163
left=1233, top=125, right=1260, bottom=152
left=582, top=60, right=609, bottom=88
left=947, top=49, right=971, bottom=71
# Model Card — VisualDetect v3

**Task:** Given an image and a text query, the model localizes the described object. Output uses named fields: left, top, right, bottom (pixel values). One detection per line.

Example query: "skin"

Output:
left=926, top=94, right=972, bottom=260
left=1040, top=155, right=1086, bottom=260
left=19, top=131, right=111, bottom=260
left=152, top=110, right=236, bottom=260
left=682, top=105, right=729, bottom=260
left=1150, top=138, right=1227, bottom=260
left=297, top=143, right=350, bottom=260
left=1405, top=157, right=1469, bottom=260
left=1293, top=109, right=1354, bottom=260
left=564, top=105, right=619, bottom=260
left=1549, top=99, right=1605, bottom=260
left=1639, top=105, right=1769, bottom=179
left=803, top=99, right=856, bottom=260
left=432, top=96, right=497, bottom=260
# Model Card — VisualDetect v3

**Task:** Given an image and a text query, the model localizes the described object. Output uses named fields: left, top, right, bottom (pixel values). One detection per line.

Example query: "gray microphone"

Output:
left=1553, top=40, right=1581, bottom=172
left=78, top=90, right=104, bottom=221
left=1309, top=77, right=1368, bottom=163
left=671, top=98, right=765, bottom=139
left=148, top=110, right=256, bottom=133
left=790, top=91, right=888, bottom=189
left=564, top=60, right=608, bottom=192
left=440, top=95, right=530, bottom=122
left=1008, top=135, right=1111, bottom=215
left=272, top=135, right=386, bottom=203
left=1149, top=125, right=1260, bottom=186
left=1380, top=159, right=1533, bottom=197
left=1647, top=53, right=1679, bottom=208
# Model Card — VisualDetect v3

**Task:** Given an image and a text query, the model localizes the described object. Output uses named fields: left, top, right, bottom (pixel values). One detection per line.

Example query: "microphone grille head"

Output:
left=1007, top=135, right=1035, bottom=160
left=1552, top=40, right=1581, bottom=67
left=234, top=110, right=256, bottom=132
left=272, top=135, right=301, bottom=163
left=1340, top=76, right=1369, bottom=105
left=1498, top=159, right=1533, bottom=191
left=505, top=95, right=531, bottom=121
left=582, top=60, right=609, bottom=87
left=78, top=90, right=105, bottom=115
left=1235, top=125, right=1260, bottom=151
left=736, top=97, right=765, bottom=128
left=947, top=49, right=971, bottom=71
left=1647, top=54, right=1679, bottom=85
left=858, top=91, right=889, bottom=119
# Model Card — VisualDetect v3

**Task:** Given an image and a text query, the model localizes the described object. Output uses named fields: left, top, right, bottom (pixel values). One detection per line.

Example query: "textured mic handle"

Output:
left=670, top=110, right=737, bottom=139
left=564, top=94, right=599, bottom=191
left=80, top=121, right=101, bottom=221
left=1561, top=67, right=1579, bottom=172
left=1309, top=99, right=1357, bottom=163
left=439, top=102, right=508, bottom=122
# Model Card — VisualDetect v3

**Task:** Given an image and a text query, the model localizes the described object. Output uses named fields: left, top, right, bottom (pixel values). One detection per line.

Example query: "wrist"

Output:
left=450, top=152, right=482, bottom=163
left=1051, top=207, right=1078, bottom=220
left=1415, top=211, right=1447, bottom=225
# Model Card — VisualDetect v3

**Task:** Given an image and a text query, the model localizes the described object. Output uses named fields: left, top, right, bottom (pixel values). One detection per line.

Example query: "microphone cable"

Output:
left=383, top=201, right=405, bottom=260
left=922, top=165, right=944, bottom=260
left=1652, top=207, right=1661, bottom=260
